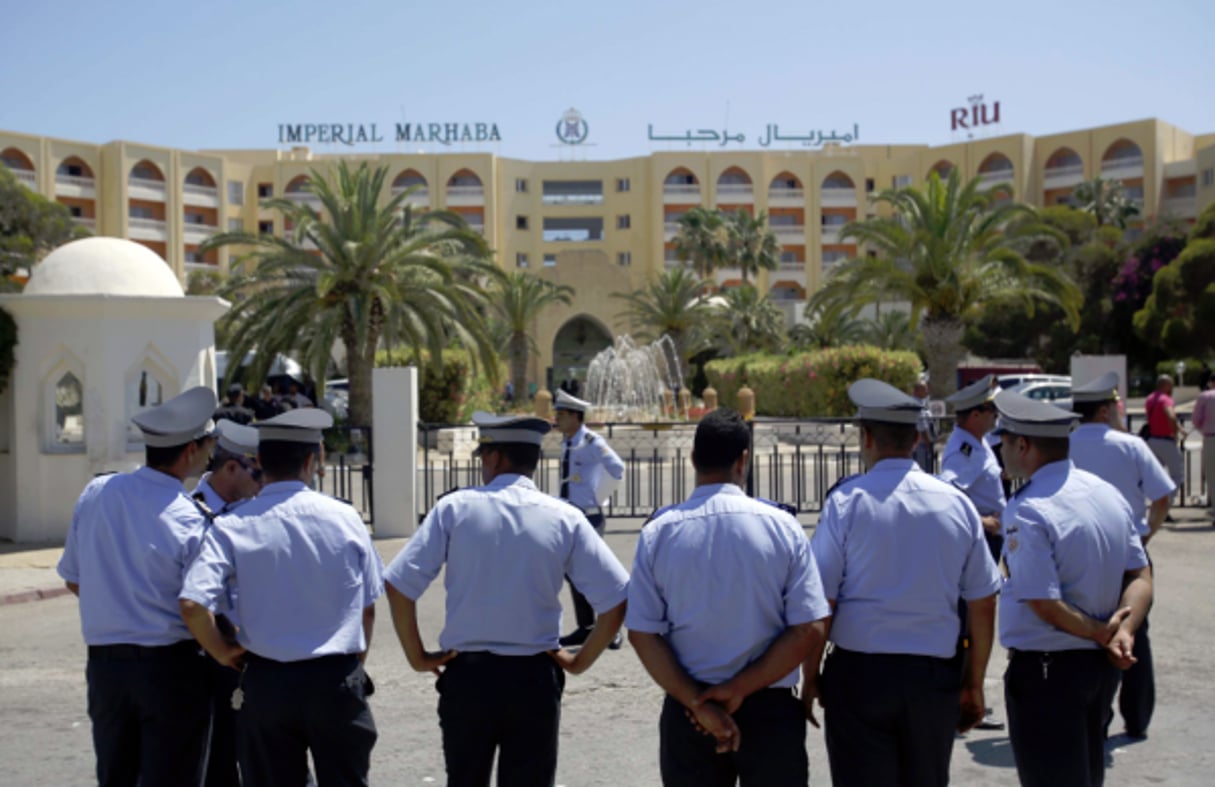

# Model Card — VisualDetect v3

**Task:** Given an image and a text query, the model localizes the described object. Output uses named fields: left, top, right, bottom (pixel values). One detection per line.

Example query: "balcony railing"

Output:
left=71, top=216, right=96, bottom=230
left=285, top=191, right=321, bottom=206
left=446, top=185, right=485, bottom=200
left=768, top=188, right=805, bottom=204
left=821, top=226, right=845, bottom=244
left=1043, top=163, right=1084, bottom=184
left=773, top=224, right=806, bottom=241
left=779, top=258, right=806, bottom=270
left=183, top=222, right=219, bottom=238
left=129, top=177, right=167, bottom=198
left=13, top=169, right=36, bottom=188
left=1101, top=155, right=1144, bottom=177
left=820, top=186, right=857, bottom=207
left=56, top=173, right=95, bottom=189
left=1162, top=196, right=1196, bottom=217
left=976, top=169, right=1014, bottom=188
left=716, top=184, right=754, bottom=200
left=663, top=184, right=701, bottom=202
left=183, top=183, right=218, bottom=198
left=664, top=221, right=682, bottom=240
left=391, top=186, right=430, bottom=202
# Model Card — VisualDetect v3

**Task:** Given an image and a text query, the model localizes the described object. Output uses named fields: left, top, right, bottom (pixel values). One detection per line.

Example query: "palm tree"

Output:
left=1072, top=177, right=1140, bottom=229
left=726, top=209, right=781, bottom=284
left=704, top=285, right=787, bottom=357
left=792, top=301, right=866, bottom=349
left=860, top=310, right=918, bottom=352
left=808, top=170, right=1081, bottom=397
left=203, top=161, right=498, bottom=426
left=487, top=271, right=574, bottom=407
left=611, top=267, right=709, bottom=380
left=672, top=207, right=728, bottom=278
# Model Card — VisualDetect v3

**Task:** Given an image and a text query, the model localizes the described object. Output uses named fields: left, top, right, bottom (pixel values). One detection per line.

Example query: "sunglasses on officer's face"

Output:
left=237, top=459, right=263, bottom=482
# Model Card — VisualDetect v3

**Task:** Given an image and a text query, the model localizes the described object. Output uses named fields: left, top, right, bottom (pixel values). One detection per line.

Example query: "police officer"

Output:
left=384, top=412, right=629, bottom=787
left=628, top=408, right=831, bottom=785
left=189, top=418, right=262, bottom=787
left=1069, top=371, right=1174, bottom=741
left=194, top=419, right=263, bottom=516
left=940, top=374, right=1007, bottom=731
left=810, top=379, right=1001, bottom=787
left=994, top=389, right=1152, bottom=787
left=552, top=389, right=626, bottom=647
left=57, top=386, right=218, bottom=787
left=180, top=408, right=382, bottom=787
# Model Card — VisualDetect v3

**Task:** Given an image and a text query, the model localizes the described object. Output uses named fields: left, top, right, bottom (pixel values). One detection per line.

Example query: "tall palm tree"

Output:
left=487, top=270, right=574, bottom=406
left=704, top=285, right=787, bottom=357
left=1072, top=177, right=1140, bottom=229
left=726, top=209, right=781, bottom=284
left=808, top=170, right=1080, bottom=397
left=203, top=161, right=498, bottom=426
left=611, top=267, right=709, bottom=380
left=672, top=207, right=728, bottom=279
left=792, top=301, right=866, bottom=349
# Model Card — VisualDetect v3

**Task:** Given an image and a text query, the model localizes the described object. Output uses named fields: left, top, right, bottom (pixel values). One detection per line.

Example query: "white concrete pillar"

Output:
left=372, top=367, right=418, bottom=538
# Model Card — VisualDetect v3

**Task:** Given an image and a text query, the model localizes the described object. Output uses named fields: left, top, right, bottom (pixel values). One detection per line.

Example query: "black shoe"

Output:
left=608, top=633, right=624, bottom=650
left=975, top=708, right=1005, bottom=730
left=559, top=628, right=591, bottom=648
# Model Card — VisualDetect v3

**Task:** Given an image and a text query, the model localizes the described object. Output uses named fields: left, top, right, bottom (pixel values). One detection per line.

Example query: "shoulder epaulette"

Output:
left=961, top=443, right=973, bottom=457
left=757, top=497, right=798, bottom=517
left=191, top=492, right=217, bottom=523
left=825, top=473, right=861, bottom=499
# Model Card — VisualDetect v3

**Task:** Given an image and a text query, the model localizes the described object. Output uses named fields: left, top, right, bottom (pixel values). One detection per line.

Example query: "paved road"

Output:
left=3, top=510, right=1215, bottom=785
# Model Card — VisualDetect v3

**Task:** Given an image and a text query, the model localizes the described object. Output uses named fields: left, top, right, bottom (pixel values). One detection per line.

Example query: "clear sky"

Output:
left=2, top=0, right=1212, bottom=161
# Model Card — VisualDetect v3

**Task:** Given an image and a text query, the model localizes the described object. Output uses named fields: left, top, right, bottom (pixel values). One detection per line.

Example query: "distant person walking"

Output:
left=1192, top=374, right=1215, bottom=518
left=1144, top=375, right=1186, bottom=494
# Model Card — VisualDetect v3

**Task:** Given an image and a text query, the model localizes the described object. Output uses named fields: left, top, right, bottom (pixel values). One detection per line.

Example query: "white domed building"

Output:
left=0, top=238, right=228, bottom=542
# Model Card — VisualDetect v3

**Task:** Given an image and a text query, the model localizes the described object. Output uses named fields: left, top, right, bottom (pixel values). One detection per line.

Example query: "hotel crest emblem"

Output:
left=556, top=108, right=589, bottom=145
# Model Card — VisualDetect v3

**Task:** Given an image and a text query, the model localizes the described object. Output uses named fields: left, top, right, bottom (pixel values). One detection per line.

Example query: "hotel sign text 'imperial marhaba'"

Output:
left=276, top=122, right=502, bottom=146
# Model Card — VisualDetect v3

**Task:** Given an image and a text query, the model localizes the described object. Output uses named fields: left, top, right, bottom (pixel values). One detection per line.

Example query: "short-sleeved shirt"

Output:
left=1069, top=423, right=1177, bottom=537
left=812, top=458, right=1000, bottom=658
left=939, top=427, right=1006, bottom=517
left=999, top=461, right=1148, bottom=652
left=58, top=467, right=209, bottom=646
left=180, top=481, right=383, bottom=662
left=192, top=475, right=226, bottom=515
left=384, top=473, right=629, bottom=656
left=1192, top=389, right=1215, bottom=436
left=626, top=484, right=830, bottom=688
left=560, top=425, right=625, bottom=510
left=1145, top=391, right=1176, bottom=438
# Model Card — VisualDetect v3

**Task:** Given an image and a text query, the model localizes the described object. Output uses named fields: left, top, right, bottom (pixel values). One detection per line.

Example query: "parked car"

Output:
left=996, top=373, right=1071, bottom=390
left=323, top=378, right=349, bottom=419
left=1007, top=378, right=1073, bottom=410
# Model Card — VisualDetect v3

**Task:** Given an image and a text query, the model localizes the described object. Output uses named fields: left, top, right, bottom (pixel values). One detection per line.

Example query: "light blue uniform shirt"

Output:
left=1069, top=423, right=1176, bottom=537
left=385, top=474, right=629, bottom=656
left=180, top=481, right=383, bottom=662
left=939, top=427, right=1006, bottom=517
left=813, top=458, right=1001, bottom=658
left=58, top=467, right=208, bottom=646
left=999, top=461, right=1148, bottom=652
left=627, top=484, right=830, bottom=688
left=561, top=425, right=625, bottom=510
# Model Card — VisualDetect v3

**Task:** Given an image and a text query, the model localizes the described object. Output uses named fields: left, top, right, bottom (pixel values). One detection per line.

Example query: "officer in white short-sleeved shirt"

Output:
left=627, top=407, right=831, bottom=785
left=58, top=386, right=218, bottom=787
left=180, top=408, right=383, bottom=787
left=1068, top=371, right=1173, bottom=742
left=552, top=389, right=626, bottom=647
left=995, top=389, right=1152, bottom=787
left=385, top=412, right=629, bottom=787
left=811, top=379, right=1001, bottom=787
left=940, top=375, right=1006, bottom=547
left=193, top=418, right=262, bottom=516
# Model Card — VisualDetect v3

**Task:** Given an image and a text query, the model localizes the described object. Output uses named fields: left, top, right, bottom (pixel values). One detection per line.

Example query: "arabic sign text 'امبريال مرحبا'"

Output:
left=647, top=124, right=860, bottom=147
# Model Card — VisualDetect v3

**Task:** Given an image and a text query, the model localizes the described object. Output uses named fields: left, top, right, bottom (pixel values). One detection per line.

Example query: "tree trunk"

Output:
left=920, top=316, right=966, bottom=399
left=344, top=301, right=384, bottom=428
left=509, top=331, right=528, bottom=409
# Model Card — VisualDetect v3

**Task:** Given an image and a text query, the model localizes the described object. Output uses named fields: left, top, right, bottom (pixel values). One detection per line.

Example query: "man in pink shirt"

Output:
left=1144, top=375, right=1186, bottom=494
left=1192, top=375, right=1215, bottom=520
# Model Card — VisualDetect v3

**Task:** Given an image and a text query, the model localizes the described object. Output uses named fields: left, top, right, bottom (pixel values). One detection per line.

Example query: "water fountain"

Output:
left=584, top=335, right=686, bottom=422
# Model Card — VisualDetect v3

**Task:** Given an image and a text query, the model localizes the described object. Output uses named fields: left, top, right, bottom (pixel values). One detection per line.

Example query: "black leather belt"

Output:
left=1008, top=647, right=1101, bottom=659
left=88, top=641, right=201, bottom=661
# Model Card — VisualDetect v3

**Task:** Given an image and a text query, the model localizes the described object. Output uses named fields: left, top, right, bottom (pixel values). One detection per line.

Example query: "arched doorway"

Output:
left=549, top=315, right=612, bottom=395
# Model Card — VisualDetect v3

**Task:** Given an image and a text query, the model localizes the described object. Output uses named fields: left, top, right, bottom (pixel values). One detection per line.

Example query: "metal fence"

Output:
left=418, top=417, right=1209, bottom=522
left=319, top=426, right=374, bottom=524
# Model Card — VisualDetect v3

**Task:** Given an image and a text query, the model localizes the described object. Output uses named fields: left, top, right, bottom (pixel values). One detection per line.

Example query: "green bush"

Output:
left=376, top=347, right=502, bottom=423
left=1154, top=358, right=1210, bottom=385
left=705, top=346, right=922, bottom=417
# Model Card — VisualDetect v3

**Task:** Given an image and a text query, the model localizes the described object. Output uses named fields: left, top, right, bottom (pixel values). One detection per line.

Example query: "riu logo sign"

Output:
left=950, top=95, right=1001, bottom=132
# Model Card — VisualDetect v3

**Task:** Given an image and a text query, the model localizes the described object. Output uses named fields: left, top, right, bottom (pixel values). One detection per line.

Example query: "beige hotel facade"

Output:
left=3, top=118, right=1213, bottom=388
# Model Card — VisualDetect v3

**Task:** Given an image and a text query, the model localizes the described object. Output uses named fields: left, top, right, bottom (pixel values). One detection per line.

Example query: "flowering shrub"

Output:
left=705, top=346, right=921, bottom=417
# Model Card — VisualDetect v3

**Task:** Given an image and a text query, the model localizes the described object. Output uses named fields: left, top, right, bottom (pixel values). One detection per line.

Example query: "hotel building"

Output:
left=2, top=117, right=1212, bottom=389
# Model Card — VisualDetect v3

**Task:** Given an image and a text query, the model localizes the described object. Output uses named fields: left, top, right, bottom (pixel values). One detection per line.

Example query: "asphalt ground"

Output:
left=2, top=505, right=1214, bottom=785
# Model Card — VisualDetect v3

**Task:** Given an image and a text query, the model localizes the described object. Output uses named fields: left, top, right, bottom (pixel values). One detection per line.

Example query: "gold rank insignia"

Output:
left=961, top=443, right=973, bottom=457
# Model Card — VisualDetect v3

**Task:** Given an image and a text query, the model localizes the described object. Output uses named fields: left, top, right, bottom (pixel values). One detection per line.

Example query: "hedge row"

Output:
left=376, top=348, right=503, bottom=423
left=704, top=346, right=923, bottom=417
